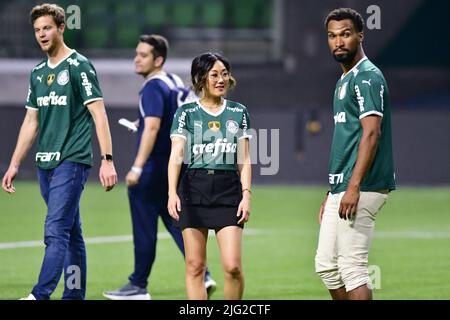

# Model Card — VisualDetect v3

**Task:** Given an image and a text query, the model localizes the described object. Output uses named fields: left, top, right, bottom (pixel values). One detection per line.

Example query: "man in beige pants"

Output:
left=315, top=8, right=396, bottom=300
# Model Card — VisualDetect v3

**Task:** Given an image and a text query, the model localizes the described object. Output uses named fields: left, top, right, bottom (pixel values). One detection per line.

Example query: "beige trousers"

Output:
left=315, top=191, right=388, bottom=292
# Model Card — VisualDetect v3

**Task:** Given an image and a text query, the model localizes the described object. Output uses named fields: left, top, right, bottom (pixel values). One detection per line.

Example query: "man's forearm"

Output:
left=88, top=103, right=113, bottom=155
left=86, top=101, right=117, bottom=191
left=95, top=118, right=113, bottom=155
left=10, top=112, right=38, bottom=167
left=348, top=131, right=379, bottom=189
left=133, top=127, right=158, bottom=168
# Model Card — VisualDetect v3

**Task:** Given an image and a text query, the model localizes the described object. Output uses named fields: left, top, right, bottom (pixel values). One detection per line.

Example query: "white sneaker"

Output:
left=19, top=294, right=36, bottom=300
left=205, top=275, right=217, bottom=298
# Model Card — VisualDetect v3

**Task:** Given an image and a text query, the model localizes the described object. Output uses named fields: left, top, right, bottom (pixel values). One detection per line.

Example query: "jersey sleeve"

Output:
left=354, top=71, right=386, bottom=119
left=140, top=81, right=165, bottom=118
left=237, top=107, right=252, bottom=140
left=25, top=74, right=38, bottom=110
left=74, top=60, right=103, bottom=106
left=170, top=107, right=189, bottom=140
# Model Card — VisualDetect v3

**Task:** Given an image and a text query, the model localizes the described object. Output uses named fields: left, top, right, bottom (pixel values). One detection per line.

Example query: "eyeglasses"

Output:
left=208, top=72, right=230, bottom=81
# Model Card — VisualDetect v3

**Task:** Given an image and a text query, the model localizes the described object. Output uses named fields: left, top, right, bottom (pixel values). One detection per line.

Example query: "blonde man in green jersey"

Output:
left=315, top=8, right=395, bottom=300
left=2, top=3, right=117, bottom=300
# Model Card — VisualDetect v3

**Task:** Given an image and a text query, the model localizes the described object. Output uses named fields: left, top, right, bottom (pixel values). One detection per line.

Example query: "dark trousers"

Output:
left=32, top=161, right=90, bottom=300
left=127, top=158, right=186, bottom=289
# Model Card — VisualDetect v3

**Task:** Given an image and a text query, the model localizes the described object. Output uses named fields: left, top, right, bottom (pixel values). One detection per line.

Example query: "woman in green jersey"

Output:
left=168, top=53, right=252, bottom=300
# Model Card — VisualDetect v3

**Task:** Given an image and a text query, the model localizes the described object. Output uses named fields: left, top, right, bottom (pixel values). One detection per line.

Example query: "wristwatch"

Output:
left=100, top=154, right=113, bottom=161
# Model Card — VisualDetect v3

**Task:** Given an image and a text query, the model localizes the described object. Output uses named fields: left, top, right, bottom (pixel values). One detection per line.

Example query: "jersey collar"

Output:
left=197, top=99, right=227, bottom=117
left=141, top=70, right=167, bottom=90
left=340, top=56, right=368, bottom=80
left=47, top=49, right=76, bottom=69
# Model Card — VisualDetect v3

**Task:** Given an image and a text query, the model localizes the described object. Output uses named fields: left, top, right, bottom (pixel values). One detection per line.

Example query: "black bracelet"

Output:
left=242, top=188, right=252, bottom=194
left=100, top=154, right=113, bottom=161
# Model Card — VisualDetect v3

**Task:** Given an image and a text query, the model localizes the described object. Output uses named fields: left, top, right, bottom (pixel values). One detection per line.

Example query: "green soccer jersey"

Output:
left=170, top=99, right=252, bottom=171
left=26, top=50, right=103, bottom=170
left=329, top=57, right=396, bottom=193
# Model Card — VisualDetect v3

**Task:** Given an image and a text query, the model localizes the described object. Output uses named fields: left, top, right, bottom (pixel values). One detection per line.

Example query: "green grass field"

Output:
left=0, top=182, right=449, bottom=300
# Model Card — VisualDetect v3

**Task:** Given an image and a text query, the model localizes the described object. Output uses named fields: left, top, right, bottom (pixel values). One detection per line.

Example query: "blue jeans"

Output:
left=32, top=161, right=90, bottom=300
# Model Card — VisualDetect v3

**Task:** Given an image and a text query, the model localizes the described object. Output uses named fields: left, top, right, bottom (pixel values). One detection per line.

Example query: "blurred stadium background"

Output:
left=0, top=0, right=449, bottom=299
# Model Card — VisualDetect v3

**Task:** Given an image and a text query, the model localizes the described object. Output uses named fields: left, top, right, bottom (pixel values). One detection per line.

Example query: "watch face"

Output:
left=102, top=154, right=113, bottom=161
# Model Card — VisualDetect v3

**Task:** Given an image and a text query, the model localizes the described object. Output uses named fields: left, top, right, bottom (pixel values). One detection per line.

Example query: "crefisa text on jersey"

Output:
left=178, top=303, right=271, bottom=317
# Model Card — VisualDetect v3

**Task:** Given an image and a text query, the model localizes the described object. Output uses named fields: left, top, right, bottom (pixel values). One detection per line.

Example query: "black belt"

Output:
left=188, top=169, right=237, bottom=175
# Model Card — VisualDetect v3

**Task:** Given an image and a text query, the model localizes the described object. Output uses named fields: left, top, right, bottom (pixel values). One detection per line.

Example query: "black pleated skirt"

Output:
left=174, top=169, right=244, bottom=230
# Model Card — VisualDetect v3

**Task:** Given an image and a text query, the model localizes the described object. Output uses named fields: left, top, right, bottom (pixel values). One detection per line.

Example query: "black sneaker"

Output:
left=103, top=283, right=151, bottom=300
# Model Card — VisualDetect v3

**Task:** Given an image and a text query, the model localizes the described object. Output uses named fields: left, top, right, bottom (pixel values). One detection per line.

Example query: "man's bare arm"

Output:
left=339, top=115, right=381, bottom=219
left=2, top=109, right=39, bottom=193
left=86, top=100, right=118, bottom=191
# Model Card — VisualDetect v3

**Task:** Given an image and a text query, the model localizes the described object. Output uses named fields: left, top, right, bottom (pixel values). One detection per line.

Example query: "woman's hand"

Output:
left=237, top=190, right=251, bottom=224
left=168, top=193, right=181, bottom=221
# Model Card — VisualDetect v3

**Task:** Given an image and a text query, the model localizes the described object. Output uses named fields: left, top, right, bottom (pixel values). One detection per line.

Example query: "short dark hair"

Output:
left=191, top=52, right=236, bottom=95
left=325, top=8, right=364, bottom=32
left=30, top=3, right=65, bottom=26
left=139, top=34, right=169, bottom=65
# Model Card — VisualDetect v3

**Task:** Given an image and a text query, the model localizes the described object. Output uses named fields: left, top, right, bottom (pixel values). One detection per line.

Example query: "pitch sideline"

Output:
left=0, top=228, right=263, bottom=250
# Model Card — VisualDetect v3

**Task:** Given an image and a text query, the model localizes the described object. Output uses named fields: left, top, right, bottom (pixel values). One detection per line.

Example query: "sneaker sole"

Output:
left=102, top=292, right=151, bottom=300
